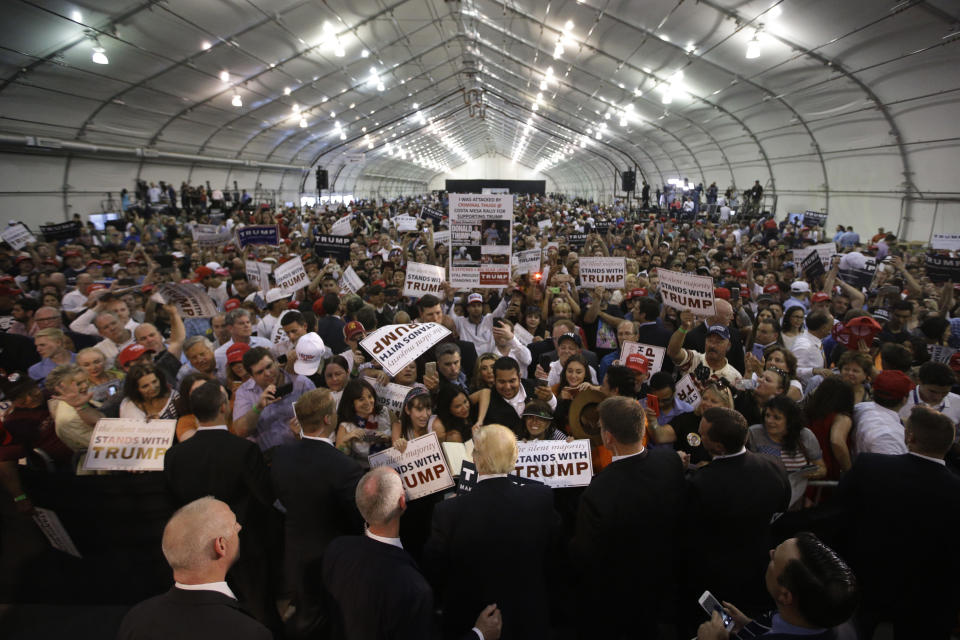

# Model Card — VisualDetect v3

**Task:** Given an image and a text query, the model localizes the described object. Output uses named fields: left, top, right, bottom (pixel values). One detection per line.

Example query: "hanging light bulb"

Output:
left=745, top=34, right=761, bottom=59
left=284, top=86, right=291, bottom=95
left=334, top=39, right=345, bottom=57
left=231, top=93, right=242, bottom=107
left=219, top=70, right=230, bottom=83
left=299, top=117, right=308, bottom=128
left=377, top=81, right=385, bottom=91
left=661, top=91, right=673, bottom=104
left=91, top=41, right=109, bottom=65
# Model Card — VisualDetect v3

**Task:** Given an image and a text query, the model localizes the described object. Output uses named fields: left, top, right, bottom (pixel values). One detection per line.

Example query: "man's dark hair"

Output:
left=280, top=311, right=305, bottom=327
left=892, top=299, right=913, bottom=313
left=190, top=380, right=227, bottom=422
left=417, top=294, right=441, bottom=314
left=598, top=396, right=644, bottom=445
left=241, top=346, right=273, bottom=374
left=779, top=532, right=859, bottom=628
left=805, top=311, right=831, bottom=333
left=366, top=284, right=383, bottom=298
left=15, top=297, right=40, bottom=313
left=702, top=406, right=748, bottom=453
left=322, top=293, right=339, bottom=315
left=436, top=342, right=461, bottom=360
left=604, top=365, right=636, bottom=397
left=355, top=305, right=377, bottom=331
left=492, top=356, right=519, bottom=376
left=647, top=372, right=675, bottom=392
left=907, top=405, right=955, bottom=456
left=918, top=361, right=955, bottom=388
left=635, top=297, right=660, bottom=322
left=879, top=343, right=912, bottom=371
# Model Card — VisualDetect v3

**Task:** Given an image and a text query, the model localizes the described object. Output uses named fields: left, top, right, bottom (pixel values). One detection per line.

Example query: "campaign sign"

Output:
left=360, top=322, right=452, bottom=377
left=620, top=341, right=667, bottom=374
left=838, top=258, right=877, bottom=290
left=373, top=382, right=413, bottom=413
left=236, top=225, right=279, bottom=248
left=674, top=374, right=702, bottom=409
left=931, top=234, right=960, bottom=252
left=456, top=460, right=543, bottom=495
left=449, top=193, right=513, bottom=289
left=929, top=344, right=957, bottom=364
left=925, top=253, right=960, bottom=284
left=579, top=257, right=626, bottom=289
left=567, top=233, right=587, bottom=247
left=433, top=230, right=451, bottom=246
left=83, top=418, right=177, bottom=472
left=512, top=248, right=541, bottom=276
left=803, top=211, right=828, bottom=227
left=331, top=215, right=353, bottom=236
left=1, top=223, right=36, bottom=249
left=192, top=224, right=232, bottom=249
left=40, top=220, right=82, bottom=242
left=420, top=205, right=444, bottom=227
left=339, top=266, right=364, bottom=294
left=314, top=234, right=352, bottom=260
left=793, top=243, right=836, bottom=274
left=801, top=251, right=825, bottom=279
left=274, top=256, right=310, bottom=295
left=33, top=508, right=82, bottom=558
left=514, top=439, right=593, bottom=488
left=394, top=214, right=419, bottom=232
left=157, top=283, right=218, bottom=318
left=245, top=260, right=273, bottom=292
left=368, top=432, right=454, bottom=500
left=657, top=269, right=716, bottom=316
left=403, top=262, right=446, bottom=297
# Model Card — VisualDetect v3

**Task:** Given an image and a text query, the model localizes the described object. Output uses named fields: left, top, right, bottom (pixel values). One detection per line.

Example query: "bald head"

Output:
left=711, top=299, right=734, bottom=326
left=161, top=497, right=238, bottom=573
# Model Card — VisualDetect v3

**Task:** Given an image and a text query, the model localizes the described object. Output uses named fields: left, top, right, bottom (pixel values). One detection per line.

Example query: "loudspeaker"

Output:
left=621, top=170, right=636, bottom=192
left=316, top=168, right=328, bottom=191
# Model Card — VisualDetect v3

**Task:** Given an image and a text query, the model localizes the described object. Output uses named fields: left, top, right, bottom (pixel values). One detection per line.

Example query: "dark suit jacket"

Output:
left=571, top=448, right=685, bottom=634
left=684, top=451, right=790, bottom=611
left=531, top=346, right=599, bottom=378
left=481, top=380, right=542, bottom=434
left=270, top=438, right=364, bottom=600
left=416, top=339, right=477, bottom=386
left=116, top=587, right=271, bottom=640
left=322, top=535, right=437, bottom=640
left=316, top=315, right=347, bottom=354
left=684, top=321, right=745, bottom=374
left=423, top=477, right=561, bottom=640
left=836, top=453, right=960, bottom=633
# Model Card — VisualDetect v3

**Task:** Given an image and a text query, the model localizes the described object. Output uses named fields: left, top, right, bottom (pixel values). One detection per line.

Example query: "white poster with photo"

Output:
left=157, top=283, right=219, bottom=318
left=403, top=262, right=446, bottom=297
left=514, top=439, right=593, bottom=488
left=449, top=193, right=513, bottom=288
left=368, top=432, right=455, bottom=500
left=1, top=223, right=36, bottom=249
left=932, top=234, right=960, bottom=252
left=331, top=214, right=353, bottom=236
left=657, top=269, right=716, bottom=316
left=274, top=256, right=310, bottom=295
left=339, top=266, right=364, bottom=295
left=374, top=382, right=413, bottom=413
left=512, top=248, right=541, bottom=276
left=245, top=260, right=273, bottom=292
left=620, top=341, right=667, bottom=374
left=32, top=508, right=82, bottom=558
left=360, top=322, right=452, bottom=377
left=579, top=257, right=627, bottom=289
left=674, top=374, right=702, bottom=409
left=82, top=418, right=177, bottom=472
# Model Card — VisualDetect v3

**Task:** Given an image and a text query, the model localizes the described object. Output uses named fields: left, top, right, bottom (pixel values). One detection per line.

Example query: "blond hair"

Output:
left=472, top=424, right=518, bottom=474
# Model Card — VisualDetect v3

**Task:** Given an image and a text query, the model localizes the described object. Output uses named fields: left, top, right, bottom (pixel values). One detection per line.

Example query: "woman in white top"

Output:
left=780, top=306, right=806, bottom=351
left=335, top=378, right=392, bottom=467
left=119, top=363, right=180, bottom=420
left=391, top=387, right=446, bottom=453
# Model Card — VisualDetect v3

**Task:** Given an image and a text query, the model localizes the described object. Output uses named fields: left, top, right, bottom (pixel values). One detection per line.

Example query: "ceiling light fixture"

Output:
left=284, top=86, right=291, bottom=95
left=361, top=49, right=370, bottom=58
left=300, top=117, right=308, bottom=128
left=219, top=70, right=230, bottom=83
left=746, top=25, right=763, bottom=59
left=90, top=38, right=109, bottom=65
left=201, top=41, right=212, bottom=51
left=231, top=93, right=243, bottom=107
left=71, top=10, right=83, bottom=22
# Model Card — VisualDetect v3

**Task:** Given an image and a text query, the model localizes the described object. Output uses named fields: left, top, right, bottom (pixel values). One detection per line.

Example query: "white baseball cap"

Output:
left=265, top=287, right=289, bottom=303
left=294, top=332, right=326, bottom=376
left=790, top=281, right=811, bottom=294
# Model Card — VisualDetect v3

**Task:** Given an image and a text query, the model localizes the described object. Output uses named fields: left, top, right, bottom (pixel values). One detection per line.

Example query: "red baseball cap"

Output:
left=344, top=320, right=365, bottom=341
left=763, top=284, right=780, bottom=294
left=714, top=287, right=731, bottom=301
left=118, top=343, right=151, bottom=367
left=194, top=266, right=214, bottom=281
left=811, top=292, right=830, bottom=303
left=625, top=353, right=650, bottom=374
left=226, top=342, right=251, bottom=364
left=872, top=370, right=915, bottom=402
left=224, top=298, right=241, bottom=311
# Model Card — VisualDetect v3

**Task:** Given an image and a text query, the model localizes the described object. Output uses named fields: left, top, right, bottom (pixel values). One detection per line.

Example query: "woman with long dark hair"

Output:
left=780, top=306, right=806, bottom=350
left=435, top=385, right=476, bottom=443
left=803, top=377, right=856, bottom=478
left=120, top=363, right=179, bottom=420
left=391, top=387, right=446, bottom=452
left=335, top=378, right=392, bottom=466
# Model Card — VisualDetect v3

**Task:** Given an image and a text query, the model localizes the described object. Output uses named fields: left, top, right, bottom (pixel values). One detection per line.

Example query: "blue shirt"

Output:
left=233, top=371, right=315, bottom=451
left=28, top=353, right=76, bottom=385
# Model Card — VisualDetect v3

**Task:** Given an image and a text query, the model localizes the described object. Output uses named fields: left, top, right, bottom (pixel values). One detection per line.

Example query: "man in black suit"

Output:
left=314, top=293, right=348, bottom=353
left=683, top=298, right=745, bottom=374
left=163, top=380, right=279, bottom=630
left=424, top=425, right=562, bottom=639
left=570, top=396, right=686, bottom=639
left=323, top=467, right=502, bottom=640
left=270, top=388, right=364, bottom=610
left=117, top=497, right=271, bottom=640
left=684, top=407, right=790, bottom=629
left=528, top=318, right=598, bottom=378
left=836, top=406, right=960, bottom=639
left=480, top=357, right=556, bottom=434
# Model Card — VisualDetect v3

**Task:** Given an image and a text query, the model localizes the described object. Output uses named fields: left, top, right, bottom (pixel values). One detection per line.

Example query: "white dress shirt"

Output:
left=174, top=581, right=236, bottom=599
left=496, top=338, right=532, bottom=377
left=854, top=402, right=907, bottom=456
left=791, top=331, right=825, bottom=384
left=453, top=296, right=509, bottom=354
left=899, top=389, right=960, bottom=435
left=504, top=382, right=557, bottom=415
left=365, top=529, right=403, bottom=549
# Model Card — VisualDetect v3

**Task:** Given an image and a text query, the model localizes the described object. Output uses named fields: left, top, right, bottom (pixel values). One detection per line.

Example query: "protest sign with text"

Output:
left=394, top=214, right=419, bottom=232
left=192, top=224, right=232, bottom=249
left=40, top=220, right=82, bottom=242
left=449, top=193, right=513, bottom=288
left=433, top=229, right=450, bottom=246
left=331, top=215, right=353, bottom=236
left=33, top=508, right=82, bottom=558
left=620, top=341, right=667, bottom=374
left=514, top=439, right=593, bottom=488
left=675, top=374, right=702, bottom=409
left=360, top=322, right=451, bottom=377
left=579, top=257, right=626, bottom=289
left=512, top=248, right=541, bottom=276
left=838, top=258, right=877, bottom=290
left=792, top=243, right=835, bottom=274
left=245, top=260, right=273, bottom=292
left=1, top=223, right=36, bottom=249
left=800, top=250, right=825, bottom=279
left=314, top=234, right=352, bottom=260
left=338, top=265, right=364, bottom=294
left=368, top=432, right=454, bottom=500
left=157, top=283, right=218, bottom=318
left=925, top=253, right=960, bottom=283
left=419, top=205, right=443, bottom=227
left=657, top=269, right=716, bottom=316
left=932, top=234, right=960, bottom=252
left=83, top=418, right=177, bottom=472
left=403, top=262, right=446, bottom=297
left=236, top=225, right=279, bottom=248
left=274, top=256, right=310, bottom=295
left=373, top=382, right=413, bottom=413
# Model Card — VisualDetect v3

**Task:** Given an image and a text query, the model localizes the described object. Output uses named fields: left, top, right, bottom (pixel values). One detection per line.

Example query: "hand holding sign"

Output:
left=679, top=309, right=696, bottom=332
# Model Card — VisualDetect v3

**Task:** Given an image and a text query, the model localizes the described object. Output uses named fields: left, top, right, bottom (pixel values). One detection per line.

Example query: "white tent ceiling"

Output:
left=0, top=0, right=958, bottom=237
